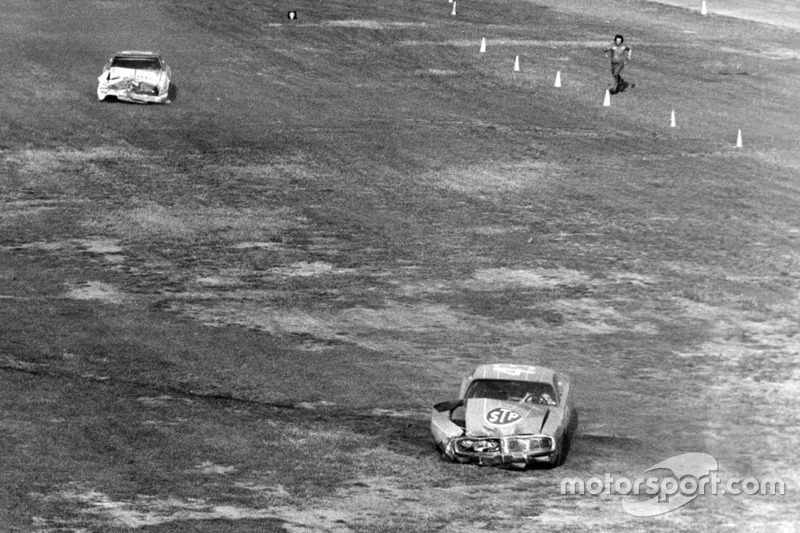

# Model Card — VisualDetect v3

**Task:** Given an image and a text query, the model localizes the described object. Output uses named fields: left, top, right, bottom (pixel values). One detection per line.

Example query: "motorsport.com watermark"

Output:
left=561, top=453, right=786, bottom=517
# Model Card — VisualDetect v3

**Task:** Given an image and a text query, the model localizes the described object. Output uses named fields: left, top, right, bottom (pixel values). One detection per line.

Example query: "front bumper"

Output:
left=97, top=80, right=169, bottom=104
left=444, top=435, right=557, bottom=467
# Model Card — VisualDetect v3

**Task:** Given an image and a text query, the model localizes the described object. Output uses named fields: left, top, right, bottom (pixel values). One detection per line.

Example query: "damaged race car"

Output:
left=431, top=364, right=577, bottom=468
left=97, top=51, right=172, bottom=104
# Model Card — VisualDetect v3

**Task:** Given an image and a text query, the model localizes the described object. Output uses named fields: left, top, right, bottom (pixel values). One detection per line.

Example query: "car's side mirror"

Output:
left=433, top=400, right=463, bottom=413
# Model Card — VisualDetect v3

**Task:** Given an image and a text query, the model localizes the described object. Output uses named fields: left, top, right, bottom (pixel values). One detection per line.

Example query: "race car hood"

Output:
left=103, top=67, right=164, bottom=84
left=464, top=398, right=550, bottom=437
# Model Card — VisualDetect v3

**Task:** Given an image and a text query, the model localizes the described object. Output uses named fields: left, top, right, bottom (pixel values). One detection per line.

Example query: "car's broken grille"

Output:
left=456, top=438, right=501, bottom=453
left=455, top=436, right=554, bottom=455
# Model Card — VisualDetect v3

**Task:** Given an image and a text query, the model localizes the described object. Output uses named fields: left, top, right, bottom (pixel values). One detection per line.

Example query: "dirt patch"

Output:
left=40, top=490, right=278, bottom=528
left=296, top=400, right=337, bottom=410
left=195, top=276, right=240, bottom=287
left=3, top=147, right=143, bottom=197
left=719, top=46, right=800, bottom=61
left=322, top=20, right=428, bottom=29
left=232, top=241, right=284, bottom=250
left=414, top=68, right=459, bottom=76
left=465, top=267, right=591, bottom=289
left=136, top=395, right=177, bottom=407
left=5, top=147, right=141, bottom=171
left=74, top=237, right=123, bottom=255
left=551, top=298, right=658, bottom=334
left=64, top=281, right=126, bottom=304
left=6, top=240, right=66, bottom=251
left=86, top=203, right=307, bottom=243
left=428, top=162, right=563, bottom=195
left=269, top=261, right=356, bottom=277
left=173, top=301, right=468, bottom=338
left=0, top=199, right=63, bottom=218
left=193, top=461, right=238, bottom=475
left=472, top=225, right=528, bottom=236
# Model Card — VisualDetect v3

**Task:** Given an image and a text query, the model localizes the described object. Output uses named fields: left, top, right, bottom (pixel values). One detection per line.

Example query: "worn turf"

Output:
left=1, top=0, right=798, bottom=531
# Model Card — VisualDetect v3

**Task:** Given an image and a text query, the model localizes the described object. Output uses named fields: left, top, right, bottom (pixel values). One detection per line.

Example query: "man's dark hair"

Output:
left=614, top=34, right=624, bottom=43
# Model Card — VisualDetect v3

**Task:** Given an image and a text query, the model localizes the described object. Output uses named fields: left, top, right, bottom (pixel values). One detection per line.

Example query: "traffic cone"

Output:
left=736, top=129, right=742, bottom=148
left=451, top=1, right=456, bottom=15
left=554, top=70, right=561, bottom=87
left=480, top=38, right=486, bottom=53
left=603, top=89, right=611, bottom=106
left=701, top=1, right=707, bottom=15
left=514, top=55, right=520, bottom=72
left=670, top=110, right=676, bottom=127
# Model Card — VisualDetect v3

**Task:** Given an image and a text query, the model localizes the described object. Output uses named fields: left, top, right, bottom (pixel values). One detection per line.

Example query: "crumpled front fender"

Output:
left=431, top=403, right=463, bottom=458
left=98, top=75, right=169, bottom=104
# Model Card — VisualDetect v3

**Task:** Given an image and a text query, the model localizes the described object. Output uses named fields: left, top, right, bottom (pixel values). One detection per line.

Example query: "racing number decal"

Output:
left=486, top=407, right=521, bottom=425
left=491, top=364, right=537, bottom=377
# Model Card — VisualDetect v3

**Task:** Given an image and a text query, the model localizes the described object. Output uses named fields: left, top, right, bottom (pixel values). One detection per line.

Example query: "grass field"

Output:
left=1, top=0, right=799, bottom=531
left=649, top=0, right=800, bottom=30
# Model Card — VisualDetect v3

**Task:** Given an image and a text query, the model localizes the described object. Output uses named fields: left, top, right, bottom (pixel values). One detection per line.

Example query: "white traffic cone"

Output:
left=480, top=38, right=486, bottom=53
left=670, top=110, right=676, bottom=127
left=451, top=1, right=456, bottom=15
left=554, top=70, right=561, bottom=87
left=736, top=129, right=742, bottom=148
left=603, top=89, right=611, bottom=106
left=701, top=1, right=708, bottom=15
left=513, top=55, right=520, bottom=72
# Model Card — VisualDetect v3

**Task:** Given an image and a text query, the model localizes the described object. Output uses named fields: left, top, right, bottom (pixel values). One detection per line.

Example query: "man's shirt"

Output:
left=606, top=44, right=631, bottom=63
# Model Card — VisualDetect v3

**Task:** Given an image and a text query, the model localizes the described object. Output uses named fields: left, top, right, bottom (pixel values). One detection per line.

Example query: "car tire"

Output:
left=546, top=439, right=564, bottom=469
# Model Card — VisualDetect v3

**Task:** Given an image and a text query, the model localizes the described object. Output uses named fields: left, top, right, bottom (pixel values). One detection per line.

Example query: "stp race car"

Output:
left=431, top=364, right=577, bottom=468
left=97, top=51, right=171, bottom=104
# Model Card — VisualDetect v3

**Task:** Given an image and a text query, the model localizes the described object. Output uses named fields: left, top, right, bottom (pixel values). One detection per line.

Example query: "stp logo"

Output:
left=486, top=408, right=521, bottom=425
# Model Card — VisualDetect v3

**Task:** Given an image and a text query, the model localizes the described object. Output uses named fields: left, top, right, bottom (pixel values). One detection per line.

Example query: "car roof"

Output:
left=114, top=51, right=161, bottom=58
left=471, top=364, right=556, bottom=383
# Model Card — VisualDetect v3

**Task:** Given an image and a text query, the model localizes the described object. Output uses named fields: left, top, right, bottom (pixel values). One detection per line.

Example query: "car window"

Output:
left=111, top=57, right=162, bottom=70
left=465, top=379, right=558, bottom=406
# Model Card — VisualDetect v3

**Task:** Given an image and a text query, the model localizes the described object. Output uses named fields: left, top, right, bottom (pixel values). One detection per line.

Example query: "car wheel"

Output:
left=433, top=441, right=449, bottom=461
left=547, top=439, right=564, bottom=468
left=556, top=440, right=566, bottom=466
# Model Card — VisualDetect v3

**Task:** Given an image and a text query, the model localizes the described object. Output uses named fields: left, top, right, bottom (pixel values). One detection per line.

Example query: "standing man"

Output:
left=604, top=34, right=633, bottom=94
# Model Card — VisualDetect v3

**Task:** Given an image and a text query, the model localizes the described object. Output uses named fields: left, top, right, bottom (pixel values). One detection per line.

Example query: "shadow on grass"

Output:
left=167, top=82, right=178, bottom=103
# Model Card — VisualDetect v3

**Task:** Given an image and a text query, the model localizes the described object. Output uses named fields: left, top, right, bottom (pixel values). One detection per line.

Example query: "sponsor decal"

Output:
left=491, top=364, right=537, bottom=377
left=486, top=407, right=521, bottom=425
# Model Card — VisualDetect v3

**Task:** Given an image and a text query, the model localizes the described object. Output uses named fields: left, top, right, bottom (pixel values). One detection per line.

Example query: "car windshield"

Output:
left=111, top=57, right=162, bottom=70
left=465, top=379, right=558, bottom=406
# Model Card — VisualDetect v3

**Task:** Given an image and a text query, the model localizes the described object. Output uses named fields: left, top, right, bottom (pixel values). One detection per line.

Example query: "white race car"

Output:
left=432, top=364, right=578, bottom=468
left=97, top=51, right=171, bottom=104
